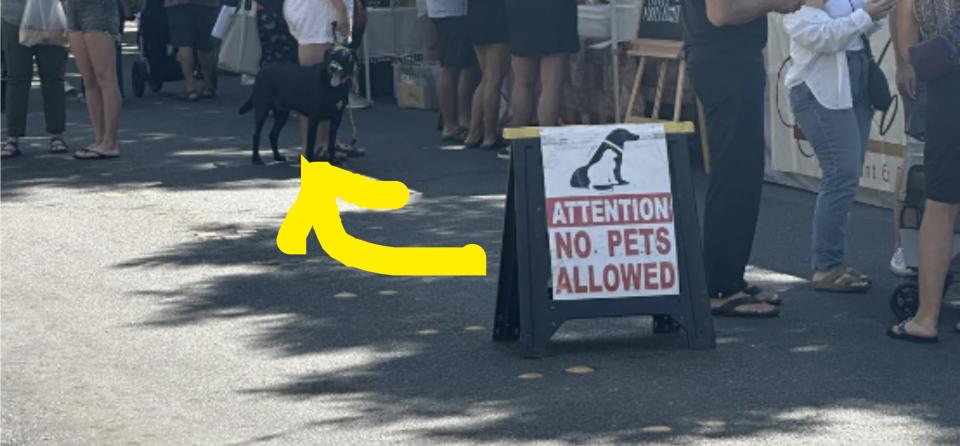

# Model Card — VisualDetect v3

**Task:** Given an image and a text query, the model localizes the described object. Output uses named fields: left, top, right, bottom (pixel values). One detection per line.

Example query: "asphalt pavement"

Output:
left=2, top=51, right=959, bottom=445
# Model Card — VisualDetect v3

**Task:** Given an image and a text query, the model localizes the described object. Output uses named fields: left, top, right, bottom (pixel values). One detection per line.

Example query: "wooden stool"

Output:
left=624, top=38, right=711, bottom=172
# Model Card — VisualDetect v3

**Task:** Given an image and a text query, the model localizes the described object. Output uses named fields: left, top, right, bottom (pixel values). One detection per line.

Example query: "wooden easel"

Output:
left=623, top=39, right=711, bottom=172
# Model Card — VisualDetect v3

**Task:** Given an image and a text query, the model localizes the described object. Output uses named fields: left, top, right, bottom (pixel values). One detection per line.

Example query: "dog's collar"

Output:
left=602, top=140, right=624, bottom=153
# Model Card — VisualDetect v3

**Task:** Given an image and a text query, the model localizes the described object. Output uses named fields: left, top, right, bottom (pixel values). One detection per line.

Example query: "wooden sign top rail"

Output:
left=504, top=122, right=695, bottom=140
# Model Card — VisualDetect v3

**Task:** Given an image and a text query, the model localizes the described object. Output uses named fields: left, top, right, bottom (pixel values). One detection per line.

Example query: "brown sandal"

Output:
left=812, top=266, right=871, bottom=293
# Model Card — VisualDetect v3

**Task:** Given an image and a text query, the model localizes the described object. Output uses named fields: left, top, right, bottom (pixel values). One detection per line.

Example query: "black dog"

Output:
left=238, top=45, right=357, bottom=165
left=569, top=128, right=641, bottom=190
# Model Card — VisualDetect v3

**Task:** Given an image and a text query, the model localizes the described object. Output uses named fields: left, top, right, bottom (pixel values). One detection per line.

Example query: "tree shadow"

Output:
left=11, top=49, right=956, bottom=444
left=117, top=184, right=960, bottom=445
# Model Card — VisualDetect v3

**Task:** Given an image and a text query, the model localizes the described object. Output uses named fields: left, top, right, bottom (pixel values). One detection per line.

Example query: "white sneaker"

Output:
left=889, top=248, right=917, bottom=277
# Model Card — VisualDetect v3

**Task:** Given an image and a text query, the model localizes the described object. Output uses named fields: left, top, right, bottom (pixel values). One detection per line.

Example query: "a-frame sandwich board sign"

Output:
left=493, top=122, right=715, bottom=358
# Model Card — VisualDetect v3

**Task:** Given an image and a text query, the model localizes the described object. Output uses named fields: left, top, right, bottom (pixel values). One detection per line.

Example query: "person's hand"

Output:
left=897, top=63, right=917, bottom=98
left=863, top=0, right=898, bottom=21
left=773, top=0, right=804, bottom=14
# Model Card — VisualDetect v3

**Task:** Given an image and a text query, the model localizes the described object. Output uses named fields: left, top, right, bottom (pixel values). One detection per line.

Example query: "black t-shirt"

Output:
left=681, top=0, right=768, bottom=63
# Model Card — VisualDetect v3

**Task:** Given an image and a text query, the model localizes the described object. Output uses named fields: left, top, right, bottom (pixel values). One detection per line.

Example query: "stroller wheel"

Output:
left=132, top=61, right=146, bottom=98
left=890, top=283, right=919, bottom=321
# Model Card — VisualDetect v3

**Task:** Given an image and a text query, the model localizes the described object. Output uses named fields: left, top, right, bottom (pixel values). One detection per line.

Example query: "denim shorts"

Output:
left=65, top=0, right=121, bottom=35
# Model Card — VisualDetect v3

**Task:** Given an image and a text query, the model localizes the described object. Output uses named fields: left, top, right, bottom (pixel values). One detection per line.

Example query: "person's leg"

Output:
left=687, top=55, right=774, bottom=314
left=900, top=72, right=960, bottom=338
left=167, top=5, right=197, bottom=97
left=35, top=44, right=69, bottom=137
left=69, top=32, right=105, bottom=149
left=437, top=65, right=462, bottom=137
left=195, top=5, right=218, bottom=94
left=176, top=46, right=196, bottom=93
left=2, top=23, right=34, bottom=140
left=537, top=53, right=568, bottom=127
left=905, top=200, right=959, bottom=337
left=481, top=43, right=509, bottom=145
left=457, top=66, right=480, bottom=131
left=83, top=31, right=122, bottom=154
left=197, top=49, right=216, bottom=92
left=508, top=56, right=538, bottom=127
left=298, top=43, right=331, bottom=158
left=789, top=85, right=867, bottom=276
left=465, top=45, right=487, bottom=146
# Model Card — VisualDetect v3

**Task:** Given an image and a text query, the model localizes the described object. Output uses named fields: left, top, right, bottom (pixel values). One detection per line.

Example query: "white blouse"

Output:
left=783, top=6, right=883, bottom=110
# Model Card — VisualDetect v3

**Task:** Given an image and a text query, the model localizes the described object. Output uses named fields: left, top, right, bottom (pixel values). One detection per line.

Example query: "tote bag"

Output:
left=18, top=0, right=68, bottom=47
left=218, top=0, right=261, bottom=75
left=211, top=6, right=238, bottom=40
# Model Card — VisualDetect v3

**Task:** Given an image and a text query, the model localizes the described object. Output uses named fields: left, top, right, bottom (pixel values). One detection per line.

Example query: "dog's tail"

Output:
left=238, top=95, right=254, bottom=115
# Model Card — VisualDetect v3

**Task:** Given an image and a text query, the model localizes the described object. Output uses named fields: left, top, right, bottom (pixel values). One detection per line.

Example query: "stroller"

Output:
left=889, top=165, right=960, bottom=320
left=131, top=0, right=214, bottom=97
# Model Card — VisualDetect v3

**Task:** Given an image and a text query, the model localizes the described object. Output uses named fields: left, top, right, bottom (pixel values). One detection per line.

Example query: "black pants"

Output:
left=1, top=22, right=67, bottom=137
left=686, top=53, right=766, bottom=297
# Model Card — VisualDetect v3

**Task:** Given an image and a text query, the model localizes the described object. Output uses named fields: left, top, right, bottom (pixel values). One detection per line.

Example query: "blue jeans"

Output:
left=790, top=51, right=872, bottom=271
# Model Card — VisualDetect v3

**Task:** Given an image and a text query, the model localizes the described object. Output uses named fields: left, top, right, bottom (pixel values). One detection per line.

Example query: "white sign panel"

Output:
left=540, top=124, right=680, bottom=301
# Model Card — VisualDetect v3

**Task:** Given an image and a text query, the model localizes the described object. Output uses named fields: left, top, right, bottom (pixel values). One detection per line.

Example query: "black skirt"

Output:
left=924, top=69, right=960, bottom=204
left=467, top=0, right=508, bottom=45
left=505, top=0, right=579, bottom=57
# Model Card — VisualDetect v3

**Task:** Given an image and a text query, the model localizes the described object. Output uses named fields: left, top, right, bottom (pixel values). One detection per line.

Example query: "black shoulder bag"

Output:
left=861, top=35, right=894, bottom=112
left=850, top=0, right=894, bottom=112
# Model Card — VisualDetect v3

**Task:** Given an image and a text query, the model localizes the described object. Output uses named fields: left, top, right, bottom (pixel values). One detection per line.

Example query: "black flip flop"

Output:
left=200, top=88, right=216, bottom=99
left=711, top=295, right=780, bottom=318
left=479, top=138, right=508, bottom=151
left=887, top=320, right=938, bottom=344
left=440, top=127, right=469, bottom=144
left=49, top=136, right=69, bottom=154
left=464, top=139, right=483, bottom=149
left=744, top=285, right=783, bottom=306
left=74, top=149, right=120, bottom=160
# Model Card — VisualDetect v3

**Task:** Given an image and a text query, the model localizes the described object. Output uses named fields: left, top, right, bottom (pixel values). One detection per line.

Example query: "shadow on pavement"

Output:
left=4, top=54, right=958, bottom=444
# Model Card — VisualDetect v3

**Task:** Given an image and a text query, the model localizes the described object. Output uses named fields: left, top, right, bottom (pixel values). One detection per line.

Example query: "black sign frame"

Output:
left=493, top=125, right=715, bottom=358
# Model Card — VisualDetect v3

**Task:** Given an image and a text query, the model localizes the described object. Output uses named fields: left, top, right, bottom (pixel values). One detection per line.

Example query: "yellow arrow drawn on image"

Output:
left=277, top=157, right=486, bottom=276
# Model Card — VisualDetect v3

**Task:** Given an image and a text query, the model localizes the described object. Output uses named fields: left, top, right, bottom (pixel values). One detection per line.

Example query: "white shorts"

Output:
left=284, top=0, right=353, bottom=45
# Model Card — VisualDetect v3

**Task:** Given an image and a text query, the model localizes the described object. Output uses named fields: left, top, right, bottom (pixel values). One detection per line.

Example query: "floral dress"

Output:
left=257, top=0, right=298, bottom=66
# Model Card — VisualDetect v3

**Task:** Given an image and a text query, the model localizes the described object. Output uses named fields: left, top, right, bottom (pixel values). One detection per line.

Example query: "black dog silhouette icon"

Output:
left=569, top=128, right=641, bottom=191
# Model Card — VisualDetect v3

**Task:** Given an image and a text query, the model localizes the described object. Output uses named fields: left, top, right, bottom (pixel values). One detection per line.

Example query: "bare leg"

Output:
left=465, top=45, right=487, bottom=146
left=905, top=200, right=960, bottom=337
left=298, top=44, right=331, bottom=159
left=84, top=32, right=121, bottom=154
left=437, top=66, right=460, bottom=136
left=509, top=56, right=538, bottom=127
left=197, top=49, right=216, bottom=92
left=482, top=43, right=509, bottom=145
left=537, top=53, right=568, bottom=127
left=68, top=32, right=104, bottom=150
left=176, top=46, right=196, bottom=93
left=457, top=66, right=480, bottom=130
